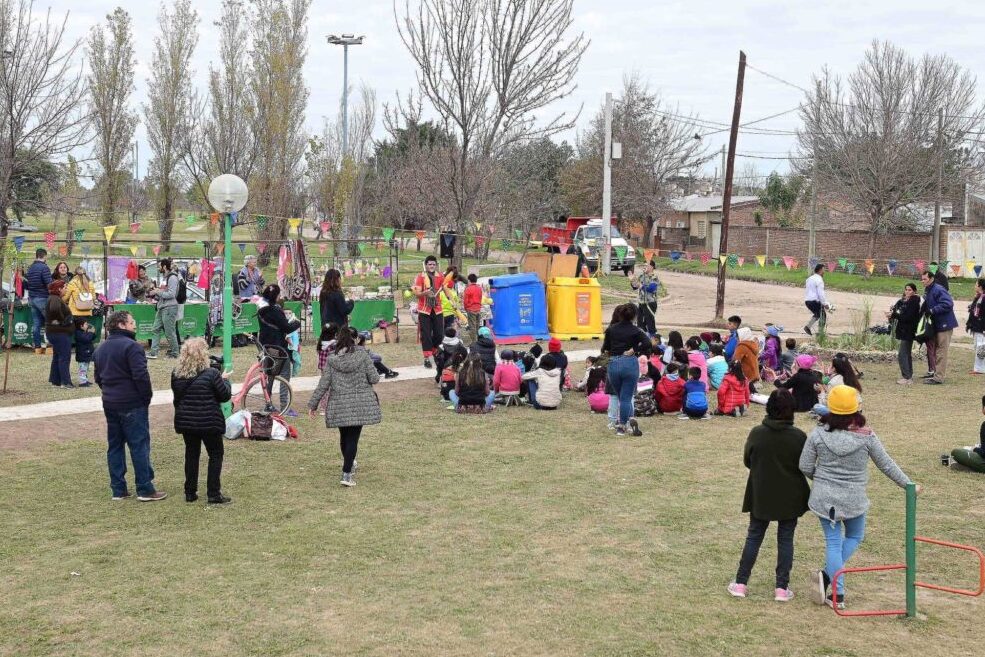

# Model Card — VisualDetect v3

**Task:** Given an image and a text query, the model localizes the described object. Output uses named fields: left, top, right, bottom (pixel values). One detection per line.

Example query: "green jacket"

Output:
left=742, top=416, right=810, bottom=520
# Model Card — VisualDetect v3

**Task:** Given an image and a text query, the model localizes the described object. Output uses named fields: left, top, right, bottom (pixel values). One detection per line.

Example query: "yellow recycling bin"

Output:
left=546, top=277, right=603, bottom=340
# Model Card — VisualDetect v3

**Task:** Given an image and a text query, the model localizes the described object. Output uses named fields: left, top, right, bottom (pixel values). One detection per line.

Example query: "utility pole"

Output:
left=601, top=91, right=613, bottom=274
left=808, top=170, right=817, bottom=261
left=932, top=107, right=944, bottom=261
left=714, top=51, right=746, bottom=320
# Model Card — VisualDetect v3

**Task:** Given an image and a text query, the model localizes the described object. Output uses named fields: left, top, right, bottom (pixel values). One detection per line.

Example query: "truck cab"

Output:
left=574, top=219, right=635, bottom=275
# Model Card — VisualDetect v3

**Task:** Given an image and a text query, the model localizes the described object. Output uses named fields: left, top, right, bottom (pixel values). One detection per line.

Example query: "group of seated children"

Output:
left=436, top=330, right=568, bottom=413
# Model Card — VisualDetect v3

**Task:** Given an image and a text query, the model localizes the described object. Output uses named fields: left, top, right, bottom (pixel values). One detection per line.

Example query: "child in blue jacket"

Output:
left=74, top=320, right=97, bottom=387
left=681, top=366, right=709, bottom=419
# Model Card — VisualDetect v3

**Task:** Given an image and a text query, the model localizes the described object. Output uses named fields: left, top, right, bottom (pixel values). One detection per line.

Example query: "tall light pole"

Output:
left=601, top=92, right=613, bottom=274
left=326, top=33, right=364, bottom=158
left=207, top=174, right=249, bottom=416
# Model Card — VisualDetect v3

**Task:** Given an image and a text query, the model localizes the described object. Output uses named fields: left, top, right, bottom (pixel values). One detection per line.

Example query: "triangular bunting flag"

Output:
left=699, top=252, right=711, bottom=265
left=382, top=227, right=395, bottom=241
left=257, top=243, right=267, bottom=254
left=719, top=254, right=728, bottom=266
left=514, top=229, right=523, bottom=239
left=929, top=263, right=938, bottom=275
left=185, top=215, right=195, bottom=226
left=737, top=256, right=745, bottom=267
left=864, top=259, right=875, bottom=274
left=501, top=239, right=511, bottom=250
left=684, top=251, right=693, bottom=261
left=644, top=249, right=656, bottom=263
left=288, top=218, right=301, bottom=231
left=976, top=265, right=983, bottom=278
left=381, top=265, right=392, bottom=279
left=887, top=259, right=897, bottom=275
left=670, top=251, right=682, bottom=262
left=129, top=246, right=139, bottom=256
left=103, top=225, right=116, bottom=242
left=44, top=231, right=56, bottom=248
left=756, top=255, right=766, bottom=267
left=153, top=245, right=162, bottom=256
left=194, top=240, right=203, bottom=247
left=476, top=236, right=486, bottom=247
left=58, top=245, right=68, bottom=257
left=210, top=212, right=220, bottom=225
left=238, top=243, right=246, bottom=254
left=951, top=263, right=962, bottom=276
left=783, top=256, right=794, bottom=271
left=838, top=258, right=848, bottom=270
left=614, top=245, right=628, bottom=263
left=129, top=222, right=141, bottom=233
left=318, top=243, right=327, bottom=255
left=913, top=259, right=926, bottom=273
left=74, top=229, right=85, bottom=241
left=846, top=262, right=856, bottom=274
left=415, top=230, right=425, bottom=241
left=966, top=260, right=977, bottom=277
left=728, top=254, right=739, bottom=267
left=826, top=262, right=837, bottom=273
left=13, top=236, right=25, bottom=252
left=257, top=216, right=268, bottom=230
left=320, top=221, right=331, bottom=233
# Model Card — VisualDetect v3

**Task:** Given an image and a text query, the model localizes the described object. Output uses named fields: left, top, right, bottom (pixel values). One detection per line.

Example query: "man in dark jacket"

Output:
left=25, top=248, right=52, bottom=353
left=93, top=311, right=167, bottom=502
left=728, top=389, right=809, bottom=600
left=921, top=270, right=959, bottom=384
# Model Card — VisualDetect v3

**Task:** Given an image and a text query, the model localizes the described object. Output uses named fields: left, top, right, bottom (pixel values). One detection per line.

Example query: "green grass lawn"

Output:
left=649, top=257, right=980, bottom=300
left=1, top=359, right=983, bottom=656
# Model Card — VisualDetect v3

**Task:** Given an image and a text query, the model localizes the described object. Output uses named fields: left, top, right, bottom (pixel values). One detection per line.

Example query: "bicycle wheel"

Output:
left=241, top=376, right=293, bottom=414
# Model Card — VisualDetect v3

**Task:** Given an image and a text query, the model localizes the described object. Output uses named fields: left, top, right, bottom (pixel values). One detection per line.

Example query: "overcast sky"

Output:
left=49, top=0, right=985, bottom=182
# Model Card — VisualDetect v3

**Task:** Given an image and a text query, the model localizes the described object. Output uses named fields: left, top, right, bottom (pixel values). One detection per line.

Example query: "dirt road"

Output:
left=653, top=271, right=901, bottom=334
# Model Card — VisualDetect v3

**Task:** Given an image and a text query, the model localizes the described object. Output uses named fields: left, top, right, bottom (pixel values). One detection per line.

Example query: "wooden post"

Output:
left=714, top=51, right=746, bottom=320
left=932, top=107, right=944, bottom=261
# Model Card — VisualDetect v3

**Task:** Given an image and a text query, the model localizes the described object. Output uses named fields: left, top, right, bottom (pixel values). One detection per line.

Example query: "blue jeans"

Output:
left=29, top=297, right=47, bottom=347
left=104, top=406, right=156, bottom=497
left=812, top=403, right=829, bottom=416
left=607, top=355, right=638, bottom=425
left=820, top=514, right=866, bottom=595
left=47, top=332, right=72, bottom=386
left=449, top=389, right=496, bottom=409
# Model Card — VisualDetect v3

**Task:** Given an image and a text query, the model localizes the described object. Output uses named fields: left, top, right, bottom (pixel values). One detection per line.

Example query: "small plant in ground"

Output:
left=814, top=298, right=899, bottom=352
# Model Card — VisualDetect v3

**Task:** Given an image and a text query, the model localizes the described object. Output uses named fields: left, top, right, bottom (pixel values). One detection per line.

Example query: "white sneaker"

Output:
left=774, top=587, right=795, bottom=602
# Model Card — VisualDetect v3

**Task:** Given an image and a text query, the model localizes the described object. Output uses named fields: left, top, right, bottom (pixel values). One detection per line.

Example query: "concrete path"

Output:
left=0, top=349, right=598, bottom=424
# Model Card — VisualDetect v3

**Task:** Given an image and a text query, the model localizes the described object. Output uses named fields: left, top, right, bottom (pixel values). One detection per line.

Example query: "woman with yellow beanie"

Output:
left=799, top=385, right=918, bottom=610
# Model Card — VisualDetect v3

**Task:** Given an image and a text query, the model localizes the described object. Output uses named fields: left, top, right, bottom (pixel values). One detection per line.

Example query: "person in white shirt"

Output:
left=804, top=264, right=830, bottom=335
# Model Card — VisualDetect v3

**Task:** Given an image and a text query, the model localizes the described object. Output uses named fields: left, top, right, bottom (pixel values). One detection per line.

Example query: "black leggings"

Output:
left=182, top=432, right=224, bottom=497
left=339, top=425, right=363, bottom=473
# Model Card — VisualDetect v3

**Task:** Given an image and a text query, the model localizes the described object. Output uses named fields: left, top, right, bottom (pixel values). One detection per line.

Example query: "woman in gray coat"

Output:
left=307, top=327, right=381, bottom=486
left=799, top=385, right=918, bottom=610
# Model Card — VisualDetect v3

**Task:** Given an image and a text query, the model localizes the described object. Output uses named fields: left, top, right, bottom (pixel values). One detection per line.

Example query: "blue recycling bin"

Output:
left=488, top=272, right=550, bottom=342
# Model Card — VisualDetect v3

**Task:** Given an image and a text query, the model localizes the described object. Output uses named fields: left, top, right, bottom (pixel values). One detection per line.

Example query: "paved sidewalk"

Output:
left=0, top=349, right=598, bottom=423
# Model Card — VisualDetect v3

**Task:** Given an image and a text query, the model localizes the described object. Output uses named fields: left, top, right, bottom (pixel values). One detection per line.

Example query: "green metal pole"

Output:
left=221, top=212, right=233, bottom=417
left=905, top=482, right=917, bottom=618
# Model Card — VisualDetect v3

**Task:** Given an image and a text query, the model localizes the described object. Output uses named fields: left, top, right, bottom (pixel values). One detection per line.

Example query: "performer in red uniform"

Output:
left=413, top=255, right=445, bottom=368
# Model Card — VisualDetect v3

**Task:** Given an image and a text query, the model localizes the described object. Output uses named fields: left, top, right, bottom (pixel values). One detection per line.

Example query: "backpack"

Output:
left=175, top=275, right=187, bottom=304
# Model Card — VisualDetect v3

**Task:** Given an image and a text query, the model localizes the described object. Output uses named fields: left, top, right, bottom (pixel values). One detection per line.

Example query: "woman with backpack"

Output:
left=171, top=338, right=232, bottom=504
left=307, top=327, right=382, bottom=487
left=62, top=265, right=95, bottom=319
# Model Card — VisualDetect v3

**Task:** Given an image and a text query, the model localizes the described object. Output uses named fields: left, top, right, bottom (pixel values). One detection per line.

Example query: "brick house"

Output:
left=652, top=195, right=764, bottom=254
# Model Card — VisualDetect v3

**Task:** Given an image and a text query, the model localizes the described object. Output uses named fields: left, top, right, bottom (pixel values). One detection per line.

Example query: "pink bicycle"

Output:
left=230, top=339, right=294, bottom=413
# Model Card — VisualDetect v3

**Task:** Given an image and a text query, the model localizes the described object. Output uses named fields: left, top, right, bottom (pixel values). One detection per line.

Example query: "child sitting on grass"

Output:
left=775, top=354, right=822, bottom=412
left=521, top=353, right=562, bottom=410
left=357, top=331, right=400, bottom=379
left=575, top=355, right=600, bottom=391
left=681, top=366, right=709, bottom=419
left=716, top=360, right=750, bottom=417
left=686, top=336, right=709, bottom=386
left=434, top=327, right=467, bottom=382
left=440, top=351, right=467, bottom=400
left=780, top=338, right=799, bottom=374
left=548, top=337, right=569, bottom=391
left=655, top=362, right=685, bottom=414
left=948, top=395, right=985, bottom=472
left=586, top=364, right=609, bottom=414
left=493, top=349, right=522, bottom=400
left=450, top=354, right=495, bottom=413
left=707, top=343, right=728, bottom=390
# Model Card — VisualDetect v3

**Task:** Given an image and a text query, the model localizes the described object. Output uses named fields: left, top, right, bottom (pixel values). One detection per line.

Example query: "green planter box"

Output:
left=3, top=305, right=103, bottom=346
left=310, top=298, right=396, bottom=332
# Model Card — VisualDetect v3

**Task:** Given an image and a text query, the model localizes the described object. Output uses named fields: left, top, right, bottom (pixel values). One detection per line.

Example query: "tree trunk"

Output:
left=160, top=191, right=174, bottom=252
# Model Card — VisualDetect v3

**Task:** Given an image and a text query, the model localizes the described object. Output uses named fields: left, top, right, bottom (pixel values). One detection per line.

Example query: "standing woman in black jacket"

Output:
left=319, top=268, right=353, bottom=329
left=258, top=284, right=302, bottom=414
left=887, top=282, right=922, bottom=384
left=171, top=338, right=232, bottom=503
left=601, top=303, right=651, bottom=436
left=967, top=278, right=985, bottom=375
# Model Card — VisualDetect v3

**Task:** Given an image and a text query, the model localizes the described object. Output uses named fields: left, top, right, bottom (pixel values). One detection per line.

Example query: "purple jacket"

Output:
left=760, top=336, right=781, bottom=370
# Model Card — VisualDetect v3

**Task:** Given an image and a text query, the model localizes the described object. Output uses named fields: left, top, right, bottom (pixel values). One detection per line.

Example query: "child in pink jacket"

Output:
left=493, top=349, right=522, bottom=396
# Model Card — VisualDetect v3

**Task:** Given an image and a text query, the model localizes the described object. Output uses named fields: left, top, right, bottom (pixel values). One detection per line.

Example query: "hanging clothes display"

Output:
left=276, top=239, right=312, bottom=301
left=440, top=231, right=456, bottom=258
left=106, top=257, right=130, bottom=303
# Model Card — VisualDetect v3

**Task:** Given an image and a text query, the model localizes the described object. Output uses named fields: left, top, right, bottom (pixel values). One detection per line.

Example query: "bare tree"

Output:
left=87, top=7, right=137, bottom=226
left=144, top=0, right=198, bottom=249
left=396, top=0, right=588, bottom=266
left=798, top=40, right=985, bottom=255
left=0, top=0, right=88, bottom=273
left=247, top=0, right=311, bottom=249
left=180, top=0, right=257, bottom=208
left=570, top=74, right=712, bottom=245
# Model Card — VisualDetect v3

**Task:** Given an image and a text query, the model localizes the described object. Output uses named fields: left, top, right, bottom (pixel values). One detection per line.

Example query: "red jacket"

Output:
left=716, top=373, right=750, bottom=414
left=414, top=272, right=445, bottom=315
left=492, top=362, right=522, bottom=394
left=655, top=376, right=685, bottom=413
left=463, top=283, right=483, bottom=313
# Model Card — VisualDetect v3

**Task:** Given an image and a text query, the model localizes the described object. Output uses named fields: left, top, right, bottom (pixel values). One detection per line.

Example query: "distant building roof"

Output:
left=668, top=195, right=760, bottom=213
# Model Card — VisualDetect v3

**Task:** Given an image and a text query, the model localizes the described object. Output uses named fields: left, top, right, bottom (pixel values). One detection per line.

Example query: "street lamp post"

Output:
left=327, top=33, right=364, bottom=246
left=326, top=33, right=364, bottom=156
left=207, top=174, right=249, bottom=416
